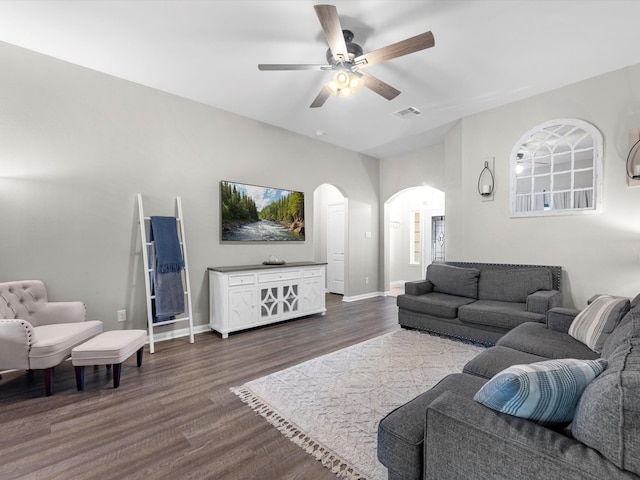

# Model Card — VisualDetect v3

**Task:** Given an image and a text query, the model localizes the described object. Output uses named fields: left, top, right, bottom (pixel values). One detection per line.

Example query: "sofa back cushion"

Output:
left=478, top=268, right=552, bottom=303
left=602, top=309, right=635, bottom=359
left=572, top=317, right=640, bottom=476
left=427, top=264, right=480, bottom=299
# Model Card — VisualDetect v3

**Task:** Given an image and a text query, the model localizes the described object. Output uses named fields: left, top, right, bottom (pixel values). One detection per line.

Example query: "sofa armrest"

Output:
left=526, top=290, right=561, bottom=314
left=404, top=280, right=433, bottom=296
left=424, top=391, right=633, bottom=480
left=32, top=301, right=87, bottom=326
left=546, top=307, right=581, bottom=332
left=0, top=319, right=35, bottom=370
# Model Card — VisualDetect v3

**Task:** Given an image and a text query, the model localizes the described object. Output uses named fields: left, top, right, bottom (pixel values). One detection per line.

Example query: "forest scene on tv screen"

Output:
left=221, top=181, right=305, bottom=241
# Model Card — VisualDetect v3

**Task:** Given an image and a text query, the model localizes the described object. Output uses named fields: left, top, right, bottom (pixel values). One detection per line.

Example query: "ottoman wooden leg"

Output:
left=137, top=347, right=144, bottom=367
left=75, top=366, right=85, bottom=391
left=113, top=363, right=122, bottom=388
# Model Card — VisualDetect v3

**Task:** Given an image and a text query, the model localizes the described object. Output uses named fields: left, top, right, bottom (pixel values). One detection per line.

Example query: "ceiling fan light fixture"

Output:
left=325, top=70, right=363, bottom=97
left=324, top=80, right=339, bottom=95
left=348, top=74, right=364, bottom=93
left=334, top=70, right=350, bottom=88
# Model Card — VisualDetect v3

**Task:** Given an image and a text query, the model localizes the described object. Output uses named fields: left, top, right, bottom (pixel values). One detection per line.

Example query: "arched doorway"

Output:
left=384, top=186, right=444, bottom=296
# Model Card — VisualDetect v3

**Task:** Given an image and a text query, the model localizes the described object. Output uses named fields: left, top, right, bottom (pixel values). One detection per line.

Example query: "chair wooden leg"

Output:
left=113, top=363, right=122, bottom=388
left=74, top=366, right=85, bottom=391
left=44, top=367, right=55, bottom=396
left=136, top=347, right=144, bottom=367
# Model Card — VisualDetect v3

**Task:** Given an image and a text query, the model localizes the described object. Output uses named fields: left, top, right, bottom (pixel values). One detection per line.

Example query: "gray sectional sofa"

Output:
left=378, top=298, right=640, bottom=480
left=397, top=262, right=562, bottom=345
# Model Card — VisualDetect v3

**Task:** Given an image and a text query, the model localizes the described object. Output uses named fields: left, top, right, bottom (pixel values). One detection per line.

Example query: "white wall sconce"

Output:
left=478, top=157, right=495, bottom=201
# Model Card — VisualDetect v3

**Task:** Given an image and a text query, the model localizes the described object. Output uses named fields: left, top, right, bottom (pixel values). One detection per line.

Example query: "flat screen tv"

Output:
left=220, top=180, right=305, bottom=242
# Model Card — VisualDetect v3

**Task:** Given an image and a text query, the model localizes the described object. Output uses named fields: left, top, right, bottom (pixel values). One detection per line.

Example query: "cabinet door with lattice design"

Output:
left=229, top=286, right=257, bottom=327
left=280, top=283, right=300, bottom=314
left=260, top=286, right=280, bottom=319
left=303, top=279, right=322, bottom=312
left=259, top=282, right=301, bottom=320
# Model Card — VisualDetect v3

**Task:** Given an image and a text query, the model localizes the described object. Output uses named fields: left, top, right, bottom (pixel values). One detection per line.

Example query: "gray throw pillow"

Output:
left=568, top=295, right=630, bottom=353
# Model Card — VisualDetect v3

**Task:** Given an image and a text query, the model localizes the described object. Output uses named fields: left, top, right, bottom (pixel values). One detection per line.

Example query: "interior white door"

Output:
left=327, top=203, right=345, bottom=294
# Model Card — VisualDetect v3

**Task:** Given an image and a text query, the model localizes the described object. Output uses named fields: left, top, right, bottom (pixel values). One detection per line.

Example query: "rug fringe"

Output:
left=231, top=386, right=370, bottom=480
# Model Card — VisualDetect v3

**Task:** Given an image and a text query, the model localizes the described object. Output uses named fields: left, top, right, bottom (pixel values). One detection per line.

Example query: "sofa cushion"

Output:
left=397, top=292, right=476, bottom=319
left=463, top=345, right=549, bottom=379
left=427, top=264, right=480, bottom=299
left=29, top=320, right=104, bottom=370
left=474, top=358, right=608, bottom=426
left=478, top=268, right=552, bottom=303
left=378, top=373, right=487, bottom=480
left=497, top=322, right=599, bottom=360
left=568, top=295, right=631, bottom=354
left=458, top=300, right=544, bottom=330
left=601, top=308, right=637, bottom=359
left=572, top=337, right=640, bottom=476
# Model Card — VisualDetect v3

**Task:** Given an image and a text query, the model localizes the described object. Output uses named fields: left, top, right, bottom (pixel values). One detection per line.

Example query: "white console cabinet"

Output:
left=208, top=262, right=327, bottom=338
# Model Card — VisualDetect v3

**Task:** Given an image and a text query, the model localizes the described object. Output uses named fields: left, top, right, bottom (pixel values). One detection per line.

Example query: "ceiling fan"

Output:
left=258, top=4, right=435, bottom=108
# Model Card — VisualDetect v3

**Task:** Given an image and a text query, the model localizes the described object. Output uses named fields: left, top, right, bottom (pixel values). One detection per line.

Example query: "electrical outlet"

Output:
left=117, top=309, right=127, bottom=322
left=365, top=277, right=369, bottom=284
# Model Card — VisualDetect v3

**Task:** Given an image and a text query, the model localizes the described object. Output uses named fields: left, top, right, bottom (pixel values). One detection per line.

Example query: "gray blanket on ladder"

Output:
left=150, top=216, right=185, bottom=322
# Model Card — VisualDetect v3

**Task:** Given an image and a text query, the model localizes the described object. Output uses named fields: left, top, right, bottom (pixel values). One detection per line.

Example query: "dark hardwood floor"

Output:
left=0, top=294, right=400, bottom=480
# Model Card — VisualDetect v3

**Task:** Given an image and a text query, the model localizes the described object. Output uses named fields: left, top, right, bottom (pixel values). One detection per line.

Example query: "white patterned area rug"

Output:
left=231, top=329, right=484, bottom=480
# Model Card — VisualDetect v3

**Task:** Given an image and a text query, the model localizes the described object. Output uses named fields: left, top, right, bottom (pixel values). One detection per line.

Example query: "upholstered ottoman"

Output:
left=71, top=329, right=147, bottom=390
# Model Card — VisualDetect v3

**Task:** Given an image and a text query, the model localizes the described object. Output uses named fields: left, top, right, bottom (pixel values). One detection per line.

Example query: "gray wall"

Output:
left=0, top=41, right=380, bottom=333
left=443, top=64, right=640, bottom=308
left=378, top=65, right=640, bottom=309
left=380, top=144, right=445, bottom=291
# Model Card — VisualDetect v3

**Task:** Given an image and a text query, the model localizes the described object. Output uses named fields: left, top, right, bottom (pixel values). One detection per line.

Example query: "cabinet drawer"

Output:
left=303, top=268, right=323, bottom=278
left=259, top=270, right=301, bottom=283
left=228, top=273, right=256, bottom=286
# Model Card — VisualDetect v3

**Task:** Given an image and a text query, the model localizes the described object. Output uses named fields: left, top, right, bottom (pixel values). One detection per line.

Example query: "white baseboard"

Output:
left=342, top=291, right=385, bottom=302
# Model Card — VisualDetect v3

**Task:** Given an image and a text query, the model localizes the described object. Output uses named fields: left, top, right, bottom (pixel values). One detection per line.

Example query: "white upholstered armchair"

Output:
left=0, top=280, right=103, bottom=395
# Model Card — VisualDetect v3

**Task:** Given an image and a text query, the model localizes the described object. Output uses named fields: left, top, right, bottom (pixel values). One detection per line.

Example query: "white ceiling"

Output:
left=1, top=0, right=640, bottom=159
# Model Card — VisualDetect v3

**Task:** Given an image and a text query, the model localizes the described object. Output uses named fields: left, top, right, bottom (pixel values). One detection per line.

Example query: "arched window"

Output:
left=510, top=119, right=602, bottom=217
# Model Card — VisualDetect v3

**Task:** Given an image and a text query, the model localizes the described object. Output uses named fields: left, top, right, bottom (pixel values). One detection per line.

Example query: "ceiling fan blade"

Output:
left=310, top=88, right=330, bottom=108
left=314, top=4, right=348, bottom=64
left=360, top=71, right=401, bottom=100
left=258, top=64, right=332, bottom=71
left=355, top=31, right=435, bottom=68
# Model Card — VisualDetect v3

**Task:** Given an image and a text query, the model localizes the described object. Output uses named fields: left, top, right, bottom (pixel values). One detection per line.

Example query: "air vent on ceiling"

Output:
left=392, top=106, right=422, bottom=119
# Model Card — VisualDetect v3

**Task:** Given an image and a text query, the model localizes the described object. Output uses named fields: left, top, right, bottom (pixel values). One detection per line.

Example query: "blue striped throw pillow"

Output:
left=473, top=358, right=608, bottom=426
left=568, top=295, right=630, bottom=353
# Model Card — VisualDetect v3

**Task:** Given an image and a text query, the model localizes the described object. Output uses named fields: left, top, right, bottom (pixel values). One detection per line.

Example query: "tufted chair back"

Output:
left=0, top=280, right=49, bottom=324
left=0, top=280, right=87, bottom=327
